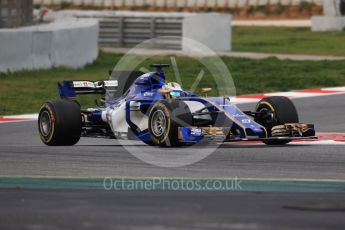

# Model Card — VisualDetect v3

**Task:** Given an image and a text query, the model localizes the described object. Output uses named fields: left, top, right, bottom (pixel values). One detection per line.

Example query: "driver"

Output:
left=162, top=82, right=184, bottom=98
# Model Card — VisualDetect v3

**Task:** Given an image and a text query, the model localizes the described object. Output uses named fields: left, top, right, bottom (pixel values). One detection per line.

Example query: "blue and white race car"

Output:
left=38, top=64, right=316, bottom=147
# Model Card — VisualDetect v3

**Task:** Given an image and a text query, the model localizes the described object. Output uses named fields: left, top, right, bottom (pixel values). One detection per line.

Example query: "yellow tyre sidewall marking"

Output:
left=151, top=103, right=171, bottom=145
left=256, top=101, right=275, bottom=112
left=39, top=104, right=55, bottom=144
left=256, top=101, right=276, bottom=138
left=160, top=105, right=171, bottom=145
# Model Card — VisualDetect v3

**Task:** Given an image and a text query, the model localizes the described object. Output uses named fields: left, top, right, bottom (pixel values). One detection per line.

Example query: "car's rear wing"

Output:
left=58, top=80, right=118, bottom=98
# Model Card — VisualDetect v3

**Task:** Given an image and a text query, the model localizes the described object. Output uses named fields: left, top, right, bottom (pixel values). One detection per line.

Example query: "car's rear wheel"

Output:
left=255, top=96, right=299, bottom=145
left=38, top=100, right=82, bottom=146
left=148, top=100, right=193, bottom=147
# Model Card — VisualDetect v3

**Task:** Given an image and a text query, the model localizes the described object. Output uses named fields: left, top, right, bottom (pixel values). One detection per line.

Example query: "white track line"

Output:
left=290, top=140, right=345, bottom=145
left=230, top=86, right=345, bottom=104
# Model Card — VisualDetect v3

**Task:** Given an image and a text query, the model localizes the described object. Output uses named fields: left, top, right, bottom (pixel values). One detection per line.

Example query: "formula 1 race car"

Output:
left=38, top=64, right=316, bottom=147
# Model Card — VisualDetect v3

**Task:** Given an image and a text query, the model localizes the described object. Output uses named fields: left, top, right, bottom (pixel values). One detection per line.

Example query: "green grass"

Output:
left=233, top=27, right=345, bottom=56
left=1, top=52, right=345, bottom=115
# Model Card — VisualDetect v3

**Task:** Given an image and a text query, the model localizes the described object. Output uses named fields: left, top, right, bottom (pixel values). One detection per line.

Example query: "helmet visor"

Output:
left=170, top=90, right=182, bottom=97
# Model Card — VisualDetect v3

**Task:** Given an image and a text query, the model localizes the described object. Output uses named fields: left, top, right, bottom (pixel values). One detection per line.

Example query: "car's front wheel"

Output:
left=255, top=96, right=299, bottom=145
left=148, top=100, right=193, bottom=147
left=38, top=100, right=82, bottom=146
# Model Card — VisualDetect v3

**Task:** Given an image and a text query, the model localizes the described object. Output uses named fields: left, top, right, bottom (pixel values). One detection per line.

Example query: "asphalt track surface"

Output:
left=1, top=94, right=345, bottom=229
left=1, top=190, right=345, bottom=230
left=1, top=94, right=345, bottom=179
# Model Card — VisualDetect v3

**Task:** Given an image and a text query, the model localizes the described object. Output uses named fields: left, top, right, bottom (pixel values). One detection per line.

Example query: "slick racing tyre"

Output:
left=255, top=96, right=299, bottom=145
left=148, top=100, right=193, bottom=147
left=38, top=100, right=82, bottom=146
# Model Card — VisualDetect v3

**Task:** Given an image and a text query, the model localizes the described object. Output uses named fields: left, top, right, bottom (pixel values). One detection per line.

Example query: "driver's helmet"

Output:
left=163, top=82, right=183, bottom=98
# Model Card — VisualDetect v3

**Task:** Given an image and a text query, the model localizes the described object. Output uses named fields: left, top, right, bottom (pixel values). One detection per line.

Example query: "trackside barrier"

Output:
left=55, top=11, right=190, bottom=49
left=54, top=11, right=231, bottom=51
left=33, top=0, right=323, bottom=8
left=0, top=18, right=99, bottom=72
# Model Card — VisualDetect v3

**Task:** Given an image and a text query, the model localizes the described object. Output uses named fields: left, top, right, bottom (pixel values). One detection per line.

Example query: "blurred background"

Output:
left=0, top=0, right=344, bottom=115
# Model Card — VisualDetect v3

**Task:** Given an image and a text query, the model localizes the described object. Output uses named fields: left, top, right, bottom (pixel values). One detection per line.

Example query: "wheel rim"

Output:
left=39, top=111, right=52, bottom=137
left=151, top=110, right=166, bottom=137
left=258, top=107, right=276, bottom=127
